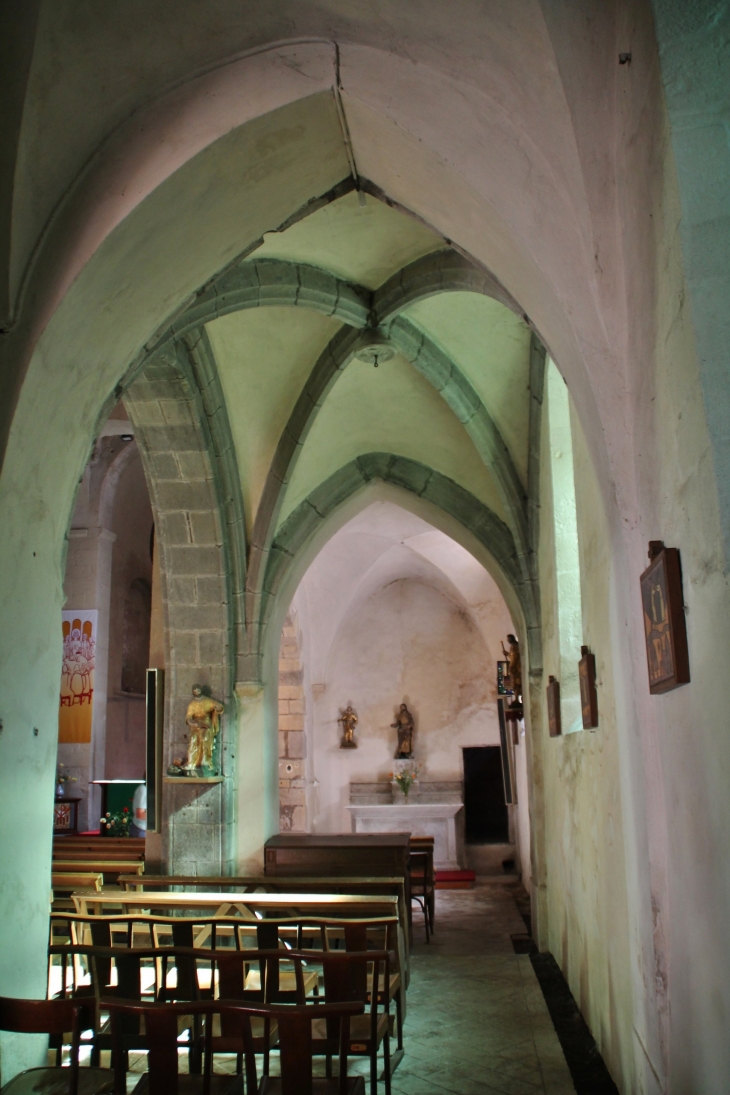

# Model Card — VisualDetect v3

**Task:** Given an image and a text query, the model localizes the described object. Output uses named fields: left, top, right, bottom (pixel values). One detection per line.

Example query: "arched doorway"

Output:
left=277, top=499, right=533, bottom=887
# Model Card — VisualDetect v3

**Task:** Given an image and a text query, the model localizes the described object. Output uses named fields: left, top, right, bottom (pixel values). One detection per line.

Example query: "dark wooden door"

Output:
left=462, top=746, right=508, bottom=843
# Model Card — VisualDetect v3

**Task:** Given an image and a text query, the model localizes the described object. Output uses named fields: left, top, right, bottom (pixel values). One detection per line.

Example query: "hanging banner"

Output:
left=59, top=610, right=97, bottom=743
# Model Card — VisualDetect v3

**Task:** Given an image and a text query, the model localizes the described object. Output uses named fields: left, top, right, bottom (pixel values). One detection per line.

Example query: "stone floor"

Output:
left=71, top=879, right=577, bottom=1092
left=391, top=879, right=576, bottom=1094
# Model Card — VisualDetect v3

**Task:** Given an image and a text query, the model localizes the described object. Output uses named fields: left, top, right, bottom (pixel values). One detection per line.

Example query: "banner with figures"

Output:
left=59, top=610, right=97, bottom=743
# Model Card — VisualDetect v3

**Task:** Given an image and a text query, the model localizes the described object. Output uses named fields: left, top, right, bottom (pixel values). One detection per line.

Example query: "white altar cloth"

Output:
left=347, top=803, right=463, bottom=870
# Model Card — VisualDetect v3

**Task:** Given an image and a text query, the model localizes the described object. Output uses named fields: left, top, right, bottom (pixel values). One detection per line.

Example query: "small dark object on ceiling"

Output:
left=619, top=52, right=632, bottom=64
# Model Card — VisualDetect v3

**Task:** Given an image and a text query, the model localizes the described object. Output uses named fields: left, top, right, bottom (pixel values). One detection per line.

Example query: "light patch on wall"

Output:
left=547, top=360, right=583, bottom=734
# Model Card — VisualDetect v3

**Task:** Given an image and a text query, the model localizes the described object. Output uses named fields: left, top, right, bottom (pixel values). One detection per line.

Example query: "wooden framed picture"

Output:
left=640, top=542, right=690, bottom=694
left=579, top=646, right=598, bottom=728
left=546, top=676, right=561, bottom=737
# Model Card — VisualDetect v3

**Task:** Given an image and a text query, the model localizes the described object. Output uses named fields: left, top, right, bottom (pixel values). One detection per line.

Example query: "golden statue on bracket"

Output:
left=338, top=705, right=358, bottom=748
left=183, top=684, right=224, bottom=774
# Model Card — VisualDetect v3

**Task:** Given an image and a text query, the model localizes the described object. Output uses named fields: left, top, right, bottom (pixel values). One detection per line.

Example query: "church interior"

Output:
left=0, top=3, right=728, bottom=1093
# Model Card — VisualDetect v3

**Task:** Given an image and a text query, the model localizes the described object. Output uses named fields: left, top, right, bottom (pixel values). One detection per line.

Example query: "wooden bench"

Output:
left=52, top=861, right=144, bottom=884
left=51, top=872, right=103, bottom=912
left=53, top=848, right=145, bottom=862
left=53, top=837, right=145, bottom=855
left=264, top=834, right=410, bottom=879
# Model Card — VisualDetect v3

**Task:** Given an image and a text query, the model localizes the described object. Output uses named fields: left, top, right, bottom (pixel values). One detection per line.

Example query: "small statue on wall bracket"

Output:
left=338, top=705, right=358, bottom=748
left=168, top=684, right=225, bottom=777
left=392, top=703, right=415, bottom=758
left=501, top=634, right=523, bottom=709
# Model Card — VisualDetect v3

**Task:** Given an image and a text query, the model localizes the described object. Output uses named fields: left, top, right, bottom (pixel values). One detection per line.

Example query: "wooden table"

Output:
left=70, top=889, right=407, bottom=987
left=264, top=833, right=410, bottom=879
left=117, top=874, right=407, bottom=936
left=72, top=889, right=398, bottom=919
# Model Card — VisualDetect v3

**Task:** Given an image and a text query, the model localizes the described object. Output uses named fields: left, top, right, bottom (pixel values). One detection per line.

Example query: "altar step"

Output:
left=436, top=869, right=476, bottom=889
left=465, top=842, right=517, bottom=875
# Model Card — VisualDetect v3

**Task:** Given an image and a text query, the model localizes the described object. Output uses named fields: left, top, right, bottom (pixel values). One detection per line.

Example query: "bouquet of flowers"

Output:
left=56, top=764, right=77, bottom=796
left=100, top=807, right=131, bottom=836
left=392, top=763, right=420, bottom=799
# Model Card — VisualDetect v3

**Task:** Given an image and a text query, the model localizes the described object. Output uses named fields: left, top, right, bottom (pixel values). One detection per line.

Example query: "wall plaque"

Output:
left=640, top=541, right=690, bottom=694
left=579, top=646, right=598, bottom=728
left=546, top=676, right=561, bottom=737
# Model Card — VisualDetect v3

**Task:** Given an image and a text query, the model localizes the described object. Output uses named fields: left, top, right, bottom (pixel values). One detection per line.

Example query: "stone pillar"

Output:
left=236, top=682, right=278, bottom=871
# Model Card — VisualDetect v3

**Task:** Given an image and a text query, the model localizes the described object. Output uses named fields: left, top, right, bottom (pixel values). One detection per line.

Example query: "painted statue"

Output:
left=184, top=685, right=224, bottom=773
left=338, top=705, right=358, bottom=748
left=501, top=634, right=522, bottom=702
left=392, top=703, right=415, bottom=758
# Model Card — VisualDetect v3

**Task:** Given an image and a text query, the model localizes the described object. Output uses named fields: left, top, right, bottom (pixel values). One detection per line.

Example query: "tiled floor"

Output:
left=388, top=879, right=577, bottom=1095
left=75, top=880, right=577, bottom=1092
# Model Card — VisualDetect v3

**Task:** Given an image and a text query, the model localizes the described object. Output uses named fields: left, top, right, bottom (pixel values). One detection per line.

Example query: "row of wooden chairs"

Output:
left=47, top=919, right=400, bottom=1089
left=52, top=944, right=391, bottom=1085
left=49, top=911, right=405, bottom=1056
left=0, top=992, right=366, bottom=1094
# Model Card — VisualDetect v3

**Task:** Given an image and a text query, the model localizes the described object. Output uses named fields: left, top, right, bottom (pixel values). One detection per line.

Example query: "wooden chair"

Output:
left=316, top=920, right=403, bottom=1057
left=294, top=950, right=391, bottom=1095
left=408, top=837, right=435, bottom=934
left=207, top=948, right=292, bottom=1076
left=407, top=851, right=434, bottom=943
left=0, top=996, right=114, bottom=1095
left=229, top=1000, right=365, bottom=1095
left=105, top=999, right=242, bottom=1095
left=50, top=945, right=201, bottom=1073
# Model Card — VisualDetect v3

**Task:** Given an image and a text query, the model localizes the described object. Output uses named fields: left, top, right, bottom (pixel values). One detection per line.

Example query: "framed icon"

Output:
left=640, top=542, right=690, bottom=694
left=546, top=676, right=561, bottom=737
left=579, top=646, right=598, bottom=728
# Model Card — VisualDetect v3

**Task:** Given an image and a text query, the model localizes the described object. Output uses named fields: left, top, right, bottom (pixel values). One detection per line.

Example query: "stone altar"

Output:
left=347, top=803, right=464, bottom=870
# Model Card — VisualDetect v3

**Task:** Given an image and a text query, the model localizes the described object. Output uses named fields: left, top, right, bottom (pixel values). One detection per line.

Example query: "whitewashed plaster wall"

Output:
left=288, top=501, right=518, bottom=840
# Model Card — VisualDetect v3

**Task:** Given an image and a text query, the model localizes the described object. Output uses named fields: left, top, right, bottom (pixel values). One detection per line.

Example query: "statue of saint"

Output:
left=184, top=685, right=225, bottom=774
left=392, top=703, right=415, bottom=758
left=338, top=705, right=358, bottom=748
left=501, top=634, right=522, bottom=702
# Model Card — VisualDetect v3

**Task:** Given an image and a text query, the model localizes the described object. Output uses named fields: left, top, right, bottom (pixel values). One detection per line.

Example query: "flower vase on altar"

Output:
left=391, top=761, right=420, bottom=802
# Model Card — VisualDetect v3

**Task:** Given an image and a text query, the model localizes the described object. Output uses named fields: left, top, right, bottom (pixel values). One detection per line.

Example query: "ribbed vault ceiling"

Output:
left=202, top=190, right=533, bottom=552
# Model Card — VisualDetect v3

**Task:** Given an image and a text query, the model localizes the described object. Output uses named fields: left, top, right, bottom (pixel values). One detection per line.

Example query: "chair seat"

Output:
left=0, top=1067, right=115, bottom=1095
left=311, top=1011, right=389, bottom=1051
left=210, top=1014, right=278, bottom=1050
left=366, top=972, right=400, bottom=1002
left=259, top=1080, right=364, bottom=1094
left=244, top=969, right=319, bottom=996
left=131, top=1075, right=243, bottom=1095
